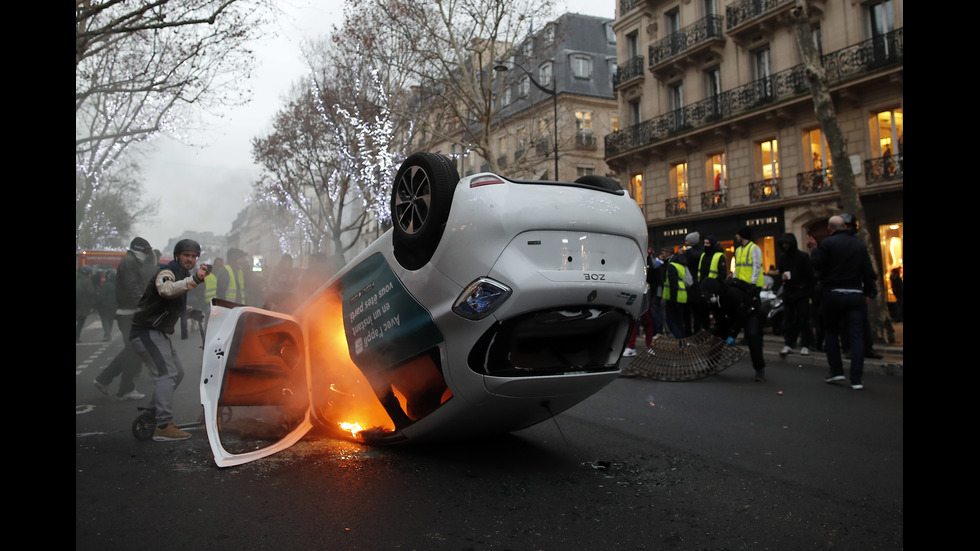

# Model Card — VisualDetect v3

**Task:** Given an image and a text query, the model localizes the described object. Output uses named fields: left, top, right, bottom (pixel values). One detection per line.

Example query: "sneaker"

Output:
left=825, top=375, right=846, bottom=383
left=754, top=372, right=766, bottom=382
left=622, top=348, right=637, bottom=357
left=779, top=346, right=791, bottom=355
left=153, top=423, right=191, bottom=442
left=92, top=380, right=110, bottom=397
left=851, top=383, right=864, bottom=390
left=800, top=347, right=810, bottom=356
left=117, top=390, right=146, bottom=401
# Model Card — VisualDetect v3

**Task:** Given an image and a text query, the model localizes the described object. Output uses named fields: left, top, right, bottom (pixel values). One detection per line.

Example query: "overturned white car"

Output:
left=200, top=153, right=648, bottom=466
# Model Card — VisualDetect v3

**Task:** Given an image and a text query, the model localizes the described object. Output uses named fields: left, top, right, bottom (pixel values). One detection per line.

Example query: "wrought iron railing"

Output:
left=725, top=0, right=793, bottom=30
left=864, top=155, right=903, bottom=184
left=749, top=179, right=781, bottom=203
left=797, top=169, right=834, bottom=195
left=613, top=56, right=645, bottom=90
left=606, top=28, right=903, bottom=157
left=649, top=15, right=725, bottom=67
left=575, top=132, right=597, bottom=149
left=665, top=197, right=688, bottom=216
left=702, top=189, right=728, bottom=211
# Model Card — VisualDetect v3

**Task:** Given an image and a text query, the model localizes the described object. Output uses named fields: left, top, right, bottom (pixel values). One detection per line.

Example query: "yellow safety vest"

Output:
left=662, top=262, right=688, bottom=303
left=204, top=273, right=217, bottom=302
left=699, top=251, right=725, bottom=281
left=734, top=242, right=764, bottom=287
left=223, top=265, right=247, bottom=304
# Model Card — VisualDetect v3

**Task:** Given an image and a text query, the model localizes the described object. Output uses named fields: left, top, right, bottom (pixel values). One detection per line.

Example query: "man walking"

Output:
left=93, top=237, right=157, bottom=400
left=806, top=215, right=878, bottom=390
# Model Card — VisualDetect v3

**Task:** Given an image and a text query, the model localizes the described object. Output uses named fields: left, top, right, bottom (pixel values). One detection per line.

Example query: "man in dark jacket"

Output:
left=130, top=239, right=210, bottom=441
left=806, top=215, right=878, bottom=390
left=776, top=232, right=816, bottom=356
left=93, top=237, right=158, bottom=400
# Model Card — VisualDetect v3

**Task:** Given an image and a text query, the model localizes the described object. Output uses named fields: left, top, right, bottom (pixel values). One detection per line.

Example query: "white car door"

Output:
left=200, top=303, right=313, bottom=467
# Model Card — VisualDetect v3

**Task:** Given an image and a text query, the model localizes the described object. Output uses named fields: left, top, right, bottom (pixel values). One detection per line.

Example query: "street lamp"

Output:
left=494, top=62, right=559, bottom=181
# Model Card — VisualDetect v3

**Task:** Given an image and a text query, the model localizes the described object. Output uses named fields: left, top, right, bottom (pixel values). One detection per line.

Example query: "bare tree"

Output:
left=789, top=0, right=894, bottom=344
left=345, top=0, right=557, bottom=173
left=75, top=0, right=272, bottom=249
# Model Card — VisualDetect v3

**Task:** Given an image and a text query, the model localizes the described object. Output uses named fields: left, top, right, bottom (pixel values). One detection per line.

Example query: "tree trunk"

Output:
left=789, top=1, right=894, bottom=344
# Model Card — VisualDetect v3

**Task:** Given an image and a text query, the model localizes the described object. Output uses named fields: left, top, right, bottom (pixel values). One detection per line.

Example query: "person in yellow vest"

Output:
left=217, top=248, right=248, bottom=305
left=720, top=226, right=766, bottom=381
left=662, top=249, right=691, bottom=338
left=202, top=257, right=224, bottom=326
left=694, top=235, right=728, bottom=331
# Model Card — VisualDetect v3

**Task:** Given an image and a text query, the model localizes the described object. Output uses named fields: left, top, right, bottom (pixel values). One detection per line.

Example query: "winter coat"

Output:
left=76, top=272, right=96, bottom=318
left=775, top=233, right=816, bottom=304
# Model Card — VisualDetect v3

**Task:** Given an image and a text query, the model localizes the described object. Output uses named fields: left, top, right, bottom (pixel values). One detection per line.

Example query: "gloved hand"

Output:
left=726, top=336, right=735, bottom=346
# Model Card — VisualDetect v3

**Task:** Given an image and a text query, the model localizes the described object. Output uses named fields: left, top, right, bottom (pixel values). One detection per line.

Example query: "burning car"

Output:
left=200, top=152, right=648, bottom=467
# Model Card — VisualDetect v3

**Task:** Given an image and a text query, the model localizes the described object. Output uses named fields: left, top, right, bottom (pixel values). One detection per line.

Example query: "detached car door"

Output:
left=200, top=303, right=312, bottom=467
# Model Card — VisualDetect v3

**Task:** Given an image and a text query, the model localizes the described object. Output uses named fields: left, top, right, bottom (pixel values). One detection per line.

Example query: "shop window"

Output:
left=879, top=222, right=903, bottom=304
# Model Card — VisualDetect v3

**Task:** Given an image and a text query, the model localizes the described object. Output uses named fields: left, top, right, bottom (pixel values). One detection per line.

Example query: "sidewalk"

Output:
left=759, top=322, right=903, bottom=377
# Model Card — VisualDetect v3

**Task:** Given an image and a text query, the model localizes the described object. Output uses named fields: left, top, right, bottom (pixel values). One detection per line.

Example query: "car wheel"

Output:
left=391, top=152, right=460, bottom=269
left=574, top=175, right=621, bottom=191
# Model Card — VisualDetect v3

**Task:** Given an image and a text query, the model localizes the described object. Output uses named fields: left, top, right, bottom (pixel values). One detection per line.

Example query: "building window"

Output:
left=605, top=22, right=616, bottom=44
left=630, top=173, right=643, bottom=207
left=575, top=111, right=593, bottom=133
left=628, top=100, right=641, bottom=126
left=577, top=166, right=595, bottom=178
left=706, top=152, right=726, bottom=190
left=671, top=162, right=689, bottom=200
left=869, top=108, right=903, bottom=158
left=758, top=139, right=779, bottom=181
left=754, top=47, right=773, bottom=98
left=501, top=86, right=511, bottom=106
left=539, top=62, right=553, bottom=88
left=804, top=128, right=831, bottom=171
left=523, top=38, right=533, bottom=58
left=519, top=76, right=530, bottom=97
left=612, top=115, right=620, bottom=133
left=571, top=54, right=592, bottom=79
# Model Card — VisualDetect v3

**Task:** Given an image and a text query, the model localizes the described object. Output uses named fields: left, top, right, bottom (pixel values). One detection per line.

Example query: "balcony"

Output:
left=613, top=56, right=645, bottom=92
left=665, top=197, right=688, bottom=217
left=575, top=132, right=598, bottom=149
left=649, top=15, right=725, bottom=80
left=606, top=28, right=902, bottom=159
left=797, top=169, right=834, bottom=196
left=726, top=0, right=799, bottom=46
left=701, top=189, right=728, bottom=211
left=749, top=179, right=781, bottom=203
left=864, top=154, right=903, bottom=184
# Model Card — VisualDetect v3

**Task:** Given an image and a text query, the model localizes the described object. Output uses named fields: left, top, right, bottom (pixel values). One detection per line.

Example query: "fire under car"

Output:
left=200, top=152, right=649, bottom=467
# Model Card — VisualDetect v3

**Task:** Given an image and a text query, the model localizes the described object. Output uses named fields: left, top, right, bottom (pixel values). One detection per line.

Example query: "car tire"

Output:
left=574, top=175, right=622, bottom=191
left=391, top=152, right=460, bottom=270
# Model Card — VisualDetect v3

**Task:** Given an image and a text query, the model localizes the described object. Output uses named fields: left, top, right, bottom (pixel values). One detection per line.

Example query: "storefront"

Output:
left=649, top=208, right=784, bottom=278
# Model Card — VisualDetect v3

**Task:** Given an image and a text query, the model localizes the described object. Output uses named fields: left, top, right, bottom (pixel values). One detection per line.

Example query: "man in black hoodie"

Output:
left=776, top=232, right=816, bottom=356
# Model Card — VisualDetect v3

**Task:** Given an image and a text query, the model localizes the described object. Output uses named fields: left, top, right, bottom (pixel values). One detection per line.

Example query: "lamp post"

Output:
left=494, top=62, right=559, bottom=181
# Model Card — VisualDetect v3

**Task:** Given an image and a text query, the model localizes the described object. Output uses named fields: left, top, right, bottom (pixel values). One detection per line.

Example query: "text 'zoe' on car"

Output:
left=200, top=152, right=649, bottom=467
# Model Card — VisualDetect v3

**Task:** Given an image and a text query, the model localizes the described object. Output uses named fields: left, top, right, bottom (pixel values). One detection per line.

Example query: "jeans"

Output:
left=821, top=290, right=867, bottom=385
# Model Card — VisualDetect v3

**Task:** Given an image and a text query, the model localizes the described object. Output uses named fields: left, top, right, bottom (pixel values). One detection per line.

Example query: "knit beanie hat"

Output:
left=737, top=226, right=753, bottom=240
left=130, top=237, right=152, bottom=254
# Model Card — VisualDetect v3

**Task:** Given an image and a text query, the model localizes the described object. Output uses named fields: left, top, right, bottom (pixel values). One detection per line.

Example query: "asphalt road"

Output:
left=76, top=319, right=903, bottom=550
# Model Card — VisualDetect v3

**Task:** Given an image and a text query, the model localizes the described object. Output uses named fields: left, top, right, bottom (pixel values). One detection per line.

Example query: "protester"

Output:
left=682, top=232, right=704, bottom=333
left=76, top=266, right=96, bottom=343
left=775, top=232, right=816, bottom=356
left=806, top=215, right=877, bottom=390
left=130, top=239, right=210, bottom=441
left=727, top=226, right=766, bottom=381
left=217, top=248, right=249, bottom=305
left=93, top=237, right=157, bottom=400
left=695, top=235, right=727, bottom=332
left=662, top=248, right=691, bottom=338
left=95, top=269, right=117, bottom=341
